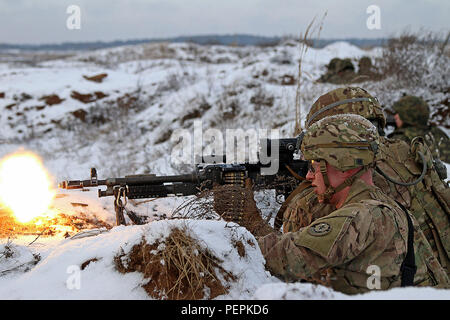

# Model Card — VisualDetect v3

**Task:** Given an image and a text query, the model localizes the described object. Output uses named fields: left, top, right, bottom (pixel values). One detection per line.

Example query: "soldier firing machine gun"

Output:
left=59, top=138, right=308, bottom=226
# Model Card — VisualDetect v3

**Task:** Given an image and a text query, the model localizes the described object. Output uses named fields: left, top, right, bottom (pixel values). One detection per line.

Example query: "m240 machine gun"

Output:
left=59, top=138, right=308, bottom=226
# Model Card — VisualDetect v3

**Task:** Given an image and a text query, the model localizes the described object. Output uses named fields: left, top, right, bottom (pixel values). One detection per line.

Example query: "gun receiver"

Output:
left=385, top=114, right=397, bottom=128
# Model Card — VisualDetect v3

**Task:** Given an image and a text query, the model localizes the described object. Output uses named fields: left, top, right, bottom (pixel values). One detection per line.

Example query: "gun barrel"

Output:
left=58, top=179, right=106, bottom=189
left=58, top=173, right=199, bottom=190
left=106, top=173, right=199, bottom=186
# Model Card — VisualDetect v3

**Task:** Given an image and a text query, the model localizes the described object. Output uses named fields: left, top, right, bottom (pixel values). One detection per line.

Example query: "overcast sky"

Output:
left=0, top=0, right=448, bottom=44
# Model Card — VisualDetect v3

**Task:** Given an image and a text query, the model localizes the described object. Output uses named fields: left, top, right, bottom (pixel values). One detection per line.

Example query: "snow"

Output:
left=0, top=39, right=449, bottom=300
left=0, top=225, right=147, bottom=299
left=2, top=220, right=450, bottom=300
left=0, top=220, right=272, bottom=300
left=3, top=220, right=449, bottom=300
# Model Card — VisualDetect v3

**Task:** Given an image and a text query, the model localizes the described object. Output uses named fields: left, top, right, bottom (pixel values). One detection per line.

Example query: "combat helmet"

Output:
left=358, top=57, right=373, bottom=75
left=392, top=95, right=429, bottom=127
left=305, top=87, right=386, bottom=131
left=327, top=58, right=355, bottom=73
left=301, top=114, right=380, bottom=201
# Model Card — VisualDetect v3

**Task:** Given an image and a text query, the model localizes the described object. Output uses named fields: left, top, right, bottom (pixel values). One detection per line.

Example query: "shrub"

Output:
left=376, top=30, right=449, bottom=90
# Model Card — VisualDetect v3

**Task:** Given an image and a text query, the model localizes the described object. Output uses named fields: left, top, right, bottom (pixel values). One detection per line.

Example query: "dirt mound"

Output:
left=40, top=94, right=64, bottom=106
left=71, top=91, right=108, bottom=104
left=281, top=74, right=295, bottom=86
left=114, top=226, right=236, bottom=300
left=13, top=93, right=32, bottom=102
left=71, top=109, right=88, bottom=121
left=83, top=73, right=108, bottom=83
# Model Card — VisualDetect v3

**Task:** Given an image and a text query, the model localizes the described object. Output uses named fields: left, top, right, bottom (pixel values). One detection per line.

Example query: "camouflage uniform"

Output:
left=358, top=57, right=373, bottom=76
left=259, top=115, right=449, bottom=294
left=280, top=88, right=450, bottom=278
left=388, top=95, right=450, bottom=163
left=357, top=56, right=381, bottom=81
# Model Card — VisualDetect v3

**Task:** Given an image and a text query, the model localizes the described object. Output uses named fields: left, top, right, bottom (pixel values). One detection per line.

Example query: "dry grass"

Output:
left=114, top=226, right=236, bottom=300
left=171, top=184, right=218, bottom=220
left=294, top=12, right=327, bottom=136
left=0, top=209, right=112, bottom=239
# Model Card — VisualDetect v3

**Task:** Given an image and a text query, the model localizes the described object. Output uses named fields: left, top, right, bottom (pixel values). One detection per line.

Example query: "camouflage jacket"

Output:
left=388, top=126, right=450, bottom=163
left=260, top=179, right=449, bottom=294
left=283, top=137, right=450, bottom=277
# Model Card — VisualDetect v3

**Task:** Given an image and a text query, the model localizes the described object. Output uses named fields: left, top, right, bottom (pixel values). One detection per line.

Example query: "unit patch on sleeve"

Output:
left=307, top=222, right=332, bottom=236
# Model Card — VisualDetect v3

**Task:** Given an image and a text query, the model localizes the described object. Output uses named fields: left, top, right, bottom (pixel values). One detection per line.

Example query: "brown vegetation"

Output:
left=0, top=209, right=112, bottom=239
left=71, top=91, right=108, bottom=104
left=71, top=109, right=88, bottom=122
left=83, top=73, right=108, bottom=83
left=281, top=74, right=296, bottom=86
left=376, top=30, right=449, bottom=88
left=81, top=258, right=100, bottom=270
left=40, top=94, right=64, bottom=106
left=114, top=227, right=235, bottom=300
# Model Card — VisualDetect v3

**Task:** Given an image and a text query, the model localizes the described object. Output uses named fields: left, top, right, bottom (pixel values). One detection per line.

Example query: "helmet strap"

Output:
left=319, top=160, right=333, bottom=202
left=318, top=160, right=369, bottom=203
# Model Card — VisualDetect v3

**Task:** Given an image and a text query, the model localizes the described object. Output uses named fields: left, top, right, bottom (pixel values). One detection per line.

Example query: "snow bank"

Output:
left=0, top=225, right=147, bottom=299
left=253, top=282, right=450, bottom=300
left=0, top=219, right=274, bottom=300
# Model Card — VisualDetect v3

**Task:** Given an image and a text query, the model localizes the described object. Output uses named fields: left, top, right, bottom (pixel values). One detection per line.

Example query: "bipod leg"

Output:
left=114, top=191, right=127, bottom=226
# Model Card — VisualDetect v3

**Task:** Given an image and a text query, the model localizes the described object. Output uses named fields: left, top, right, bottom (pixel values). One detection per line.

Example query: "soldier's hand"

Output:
left=213, top=179, right=274, bottom=237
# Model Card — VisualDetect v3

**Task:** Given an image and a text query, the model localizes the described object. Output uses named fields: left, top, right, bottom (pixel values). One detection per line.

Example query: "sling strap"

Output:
left=396, top=201, right=417, bottom=286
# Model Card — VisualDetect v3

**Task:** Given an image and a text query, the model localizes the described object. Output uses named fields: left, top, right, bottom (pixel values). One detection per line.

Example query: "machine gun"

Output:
left=59, top=138, right=308, bottom=226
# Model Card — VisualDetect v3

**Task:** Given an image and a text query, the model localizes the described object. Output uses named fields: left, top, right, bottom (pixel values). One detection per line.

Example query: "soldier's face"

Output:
left=394, top=113, right=403, bottom=128
left=306, top=161, right=327, bottom=199
left=306, top=161, right=355, bottom=203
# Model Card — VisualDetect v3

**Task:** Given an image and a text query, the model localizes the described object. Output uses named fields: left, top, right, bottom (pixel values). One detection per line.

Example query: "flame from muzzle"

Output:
left=0, top=150, right=56, bottom=223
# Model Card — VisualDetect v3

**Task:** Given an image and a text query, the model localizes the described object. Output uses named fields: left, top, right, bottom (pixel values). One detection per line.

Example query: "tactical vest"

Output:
left=388, top=126, right=450, bottom=163
left=376, top=137, right=450, bottom=276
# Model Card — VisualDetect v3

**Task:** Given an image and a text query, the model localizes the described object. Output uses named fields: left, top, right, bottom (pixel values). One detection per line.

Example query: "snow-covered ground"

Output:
left=2, top=219, right=450, bottom=300
left=0, top=40, right=449, bottom=300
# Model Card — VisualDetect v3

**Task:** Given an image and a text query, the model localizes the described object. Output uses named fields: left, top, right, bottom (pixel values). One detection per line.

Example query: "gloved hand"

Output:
left=213, top=179, right=274, bottom=237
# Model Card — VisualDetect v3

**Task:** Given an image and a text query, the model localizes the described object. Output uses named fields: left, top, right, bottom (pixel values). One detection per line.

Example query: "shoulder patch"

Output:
left=293, top=206, right=361, bottom=258
left=307, top=222, right=332, bottom=236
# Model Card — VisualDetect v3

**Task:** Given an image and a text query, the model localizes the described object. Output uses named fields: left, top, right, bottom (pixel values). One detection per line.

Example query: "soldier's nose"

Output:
left=306, top=170, right=315, bottom=180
